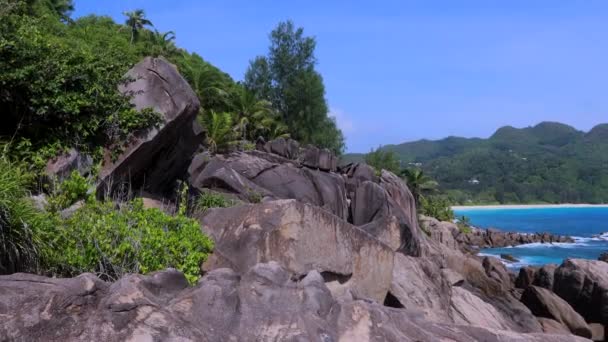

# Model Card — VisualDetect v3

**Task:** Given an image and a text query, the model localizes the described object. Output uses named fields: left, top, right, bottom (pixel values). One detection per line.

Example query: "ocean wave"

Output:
left=478, top=253, right=538, bottom=269
left=514, top=241, right=588, bottom=249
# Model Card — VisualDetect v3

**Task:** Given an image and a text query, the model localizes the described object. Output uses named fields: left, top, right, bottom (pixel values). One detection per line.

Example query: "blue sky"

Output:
left=74, top=1, right=608, bottom=153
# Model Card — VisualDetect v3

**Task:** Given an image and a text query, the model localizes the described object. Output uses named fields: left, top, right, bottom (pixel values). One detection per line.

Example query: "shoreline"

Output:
left=452, top=203, right=608, bottom=211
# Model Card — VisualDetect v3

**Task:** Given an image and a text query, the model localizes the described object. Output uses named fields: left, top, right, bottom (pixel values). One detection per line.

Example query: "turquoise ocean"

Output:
left=453, top=207, right=608, bottom=269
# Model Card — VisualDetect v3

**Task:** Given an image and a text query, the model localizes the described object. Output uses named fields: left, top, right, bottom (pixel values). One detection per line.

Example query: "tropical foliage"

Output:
left=400, top=168, right=438, bottom=205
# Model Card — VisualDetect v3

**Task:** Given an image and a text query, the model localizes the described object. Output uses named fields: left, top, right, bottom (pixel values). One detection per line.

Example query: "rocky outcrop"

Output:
left=197, top=199, right=394, bottom=303
left=189, top=150, right=349, bottom=220
left=534, top=263, right=558, bottom=290
left=455, top=227, right=574, bottom=251
left=0, top=264, right=589, bottom=342
left=521, top=286, right=592, bottom=338
left=388, top=254, right=452, bottom=321
left=553, top=259, right=608, bottom=325
left=97, top=57, right=202, bottom=197
left=516, top=266, right=539, bottom=289
left=188, top=144, right=423, bottom=256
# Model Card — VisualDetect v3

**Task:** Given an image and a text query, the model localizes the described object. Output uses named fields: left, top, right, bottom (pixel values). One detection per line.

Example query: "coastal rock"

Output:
left=455, top=228, right=574, bottom=251
left=197, top=200, right=394, bottom=303
left=0, top=265, right=589, bottom=342
left=97, top=57, right=202, bottom=197
left=501, top=253, right=519, bottom=262
left=483, top=256, right=513, bottom=292
left=553, top=259, right=608, bottom=324
left=521, top=286, right=592, bottom=338
left=388, top=254, right=452, bottom=322
left=516, top=266, right=539, bottom=289
left=598, top=252, right=608, bottom=263
left=349, top=170, right=422, bottom=256
left=533, top=263, right=558, bottom=290
left=419, top=215, right=460, bottom=250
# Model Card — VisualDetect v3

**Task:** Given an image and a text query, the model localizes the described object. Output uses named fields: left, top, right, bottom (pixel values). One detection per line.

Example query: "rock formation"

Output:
left=97, top=57, right=202, bottom=197
left=0, top=264, right=589, bottom=342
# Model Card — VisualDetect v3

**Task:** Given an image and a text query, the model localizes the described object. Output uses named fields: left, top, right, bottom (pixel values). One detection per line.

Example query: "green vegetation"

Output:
left=419, top=195, right=454, bottom=222
left=456, top=216, right=472, bottom=234
left=400, top=168, right=438, bottom=206
left=245, top=21, right=345, bottom=154
left=46, top=198, right=213, bottom=284
left=364, top=147, right=400, bottom=174
left=347, top=122, right=608, bottom=204
left=0, top=157, right=45, bottom=274
left=195, top=191, right=236, bottom=213
left=0, top=157, right=213, bottom=283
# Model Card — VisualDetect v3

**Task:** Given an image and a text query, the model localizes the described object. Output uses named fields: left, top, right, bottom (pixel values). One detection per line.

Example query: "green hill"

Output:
left=344, top=122, right=608, bottom=204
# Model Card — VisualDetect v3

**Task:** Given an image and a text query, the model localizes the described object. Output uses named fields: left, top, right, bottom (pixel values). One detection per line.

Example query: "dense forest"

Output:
left=0, top=0, right=344, bottom=279
left=345, top=122, right=608, bottom=204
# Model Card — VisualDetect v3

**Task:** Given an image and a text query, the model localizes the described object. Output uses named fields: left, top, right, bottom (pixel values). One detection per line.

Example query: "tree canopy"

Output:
left=245, top=21, right=345, bottom=154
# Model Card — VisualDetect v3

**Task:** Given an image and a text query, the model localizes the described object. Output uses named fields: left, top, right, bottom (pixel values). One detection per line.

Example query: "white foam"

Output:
left=513, top=241, right=588, bottom=249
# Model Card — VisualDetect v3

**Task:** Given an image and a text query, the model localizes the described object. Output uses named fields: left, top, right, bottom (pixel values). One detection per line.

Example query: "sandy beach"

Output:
left=453, top=204, right=608, bottom=210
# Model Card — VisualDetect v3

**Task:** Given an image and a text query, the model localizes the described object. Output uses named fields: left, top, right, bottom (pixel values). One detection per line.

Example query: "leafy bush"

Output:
left=43, top=198, right=213, bottom=284
left=48, top=170, right=91, bottom=210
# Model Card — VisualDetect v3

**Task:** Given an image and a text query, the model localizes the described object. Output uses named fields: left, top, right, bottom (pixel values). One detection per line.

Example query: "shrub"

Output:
left=48, top=170, right=91, bottom=210
left=195, top=191, right=235, bottom=213
left=43, top=198, right=213, bottom=284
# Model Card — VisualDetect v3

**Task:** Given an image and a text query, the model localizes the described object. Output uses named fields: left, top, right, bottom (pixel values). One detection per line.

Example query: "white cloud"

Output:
left=329, top=107, right=356, bottom=134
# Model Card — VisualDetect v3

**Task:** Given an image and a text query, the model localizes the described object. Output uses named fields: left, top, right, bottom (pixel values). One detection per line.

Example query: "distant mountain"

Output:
left=343, top=122, right=608, bottom=204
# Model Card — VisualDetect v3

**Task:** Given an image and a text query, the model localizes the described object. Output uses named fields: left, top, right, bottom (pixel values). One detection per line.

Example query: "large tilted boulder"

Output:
left=0, top=265, right=589, bottom=342
left=516, top=266, right=539, bottom=289
left=197, top=199, right=394, bottom=303
left=189, top=151, right=349, bottom=220
left=97, top=57, right=202, bottom=196
left=521, top=286, right=592, bottom=338
left=553, top=259, right=608, bottom=325
left=350, top=170, right=422, bottom=256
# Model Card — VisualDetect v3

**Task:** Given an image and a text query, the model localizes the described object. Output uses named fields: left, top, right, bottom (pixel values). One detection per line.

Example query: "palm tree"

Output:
left=151, top=30, right=177, bottom=57
left=198, top=111, right=235, bottom=153
left=123, top=9, right=153, bottom=44
left=231, top=88, right=278, bottom=140
left=400, top=168, right=438, bottom=205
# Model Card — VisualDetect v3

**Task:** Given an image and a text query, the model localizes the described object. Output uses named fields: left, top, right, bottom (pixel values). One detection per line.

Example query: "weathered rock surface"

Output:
left=521, top=285, right=592, bottom=338
left=516, top=266, right=539, bottom=289
left=45, top=148, right=93, bottom=182
left=0, top=264, right=589, bottom=342
left=197, top=199, right=394, bottom=303
left=388, top=254, right=452, bottom=321
left=553, top=259, right=608, bottom=325
left=97, top=57, right=202, bottom=197
left=533, top=263, right=558, bottom=290
left=189, top=150, right=349, bottom=220
left=350, top=170, right=422, bottom=256
left=419, top=215, right=460, bottom=250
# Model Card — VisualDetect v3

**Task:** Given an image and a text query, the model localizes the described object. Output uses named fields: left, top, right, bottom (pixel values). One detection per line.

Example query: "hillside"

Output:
left=344, top=122, right=608, bottom=204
